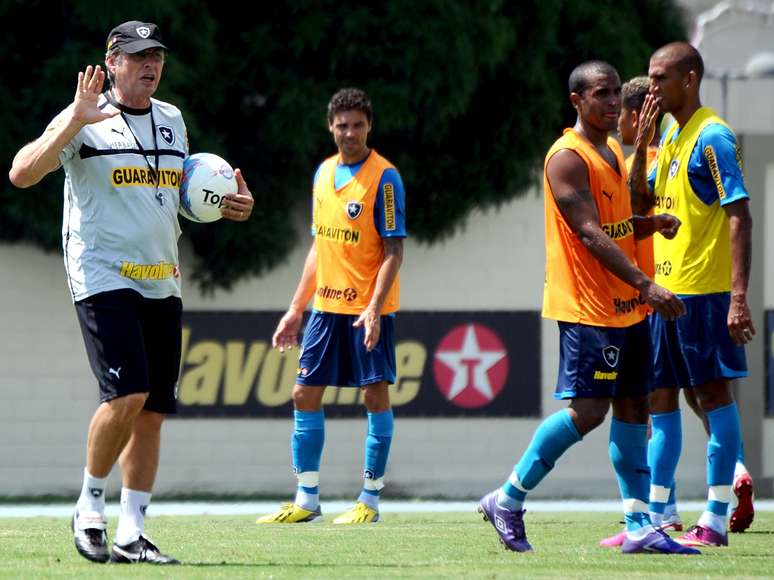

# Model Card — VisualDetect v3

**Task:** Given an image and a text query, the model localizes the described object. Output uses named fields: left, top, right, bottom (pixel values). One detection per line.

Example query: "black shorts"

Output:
left=75, top=288, right=182, bottom=414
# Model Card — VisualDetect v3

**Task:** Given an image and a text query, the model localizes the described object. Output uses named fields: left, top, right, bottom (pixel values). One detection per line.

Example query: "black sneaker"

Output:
left=71, top=510, right=109, bottom=563
left=109, top=535, right=180, bottom=565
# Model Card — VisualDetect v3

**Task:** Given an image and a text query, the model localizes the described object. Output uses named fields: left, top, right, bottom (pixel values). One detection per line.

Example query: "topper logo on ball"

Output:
left=202, top=188, right=226, bottom=208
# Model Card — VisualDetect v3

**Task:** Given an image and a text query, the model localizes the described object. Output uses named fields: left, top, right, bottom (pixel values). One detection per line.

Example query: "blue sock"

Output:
left=624, top=511, right=652, bottom=534
left=737, top=440, right=745, bottom=465
left=358, top=410, right=393, bottom=510
left=292, top=409, right=325, bottom=510
left=648, top=409, right=681, bottom=520
left=499, top=409, right=581, bottom=510
left=705, top=403, right=741, bottom=518
left=609, top=418, right=652, bottom=533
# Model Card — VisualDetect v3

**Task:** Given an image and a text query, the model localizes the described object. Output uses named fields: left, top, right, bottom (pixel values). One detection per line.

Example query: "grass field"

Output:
left=1, top=511, right=772, bottom=578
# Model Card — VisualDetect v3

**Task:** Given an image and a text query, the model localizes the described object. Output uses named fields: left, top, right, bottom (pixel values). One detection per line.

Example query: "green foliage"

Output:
left=0, top=0, right=686, bottom=291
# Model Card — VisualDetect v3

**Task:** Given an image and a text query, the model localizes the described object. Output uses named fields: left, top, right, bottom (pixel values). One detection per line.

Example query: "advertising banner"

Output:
left=176, top=311, right=541, bottom=418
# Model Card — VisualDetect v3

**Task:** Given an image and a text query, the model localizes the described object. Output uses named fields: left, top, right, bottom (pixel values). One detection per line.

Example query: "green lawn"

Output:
left=1, top=511, right=772, bottom=578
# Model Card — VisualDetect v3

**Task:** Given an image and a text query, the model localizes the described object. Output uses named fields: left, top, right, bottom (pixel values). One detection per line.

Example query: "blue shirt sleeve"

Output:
left=374, top=168, right=407, bottom=238
left=689, top=123, right=749, bottom=207
left=647, top=163, right=656, bottom=193
left=310, top=163, right=324, bottom=236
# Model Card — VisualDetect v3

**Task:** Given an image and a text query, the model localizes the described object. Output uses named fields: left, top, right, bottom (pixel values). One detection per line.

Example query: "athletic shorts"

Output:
left=650, top=292, right=747, bottom=389
left=296, top=310, right=396, bottom=387
left=74, top=288, right=182, bottom=413
left=554, top=318, right=652, bottom=400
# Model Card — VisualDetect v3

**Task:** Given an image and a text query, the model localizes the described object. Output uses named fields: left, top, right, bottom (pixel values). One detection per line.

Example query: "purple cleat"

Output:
left=621, top=529, right=701, bottom=555
left=478, top=491, right=533, bottom=552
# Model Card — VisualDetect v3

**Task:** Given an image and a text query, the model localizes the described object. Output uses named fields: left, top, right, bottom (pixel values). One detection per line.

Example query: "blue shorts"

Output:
left=297, top=310, right=396, bottom=387
left=555, top=319, right=652, bottom=400
left=650, top=293, right=747, bottom=389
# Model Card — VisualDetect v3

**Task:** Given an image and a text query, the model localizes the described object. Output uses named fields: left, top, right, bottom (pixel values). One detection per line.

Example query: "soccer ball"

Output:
left=179, top=153, right=236, bottom=223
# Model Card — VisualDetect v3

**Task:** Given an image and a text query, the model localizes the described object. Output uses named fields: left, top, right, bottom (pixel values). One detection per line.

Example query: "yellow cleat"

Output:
left=256, top=503, right=322, bottom=524
left=332, top=502, right=380, bottom=524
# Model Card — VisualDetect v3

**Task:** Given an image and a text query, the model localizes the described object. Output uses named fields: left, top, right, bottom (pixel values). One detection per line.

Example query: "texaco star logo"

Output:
left=433, top=323, right=509, bottom=408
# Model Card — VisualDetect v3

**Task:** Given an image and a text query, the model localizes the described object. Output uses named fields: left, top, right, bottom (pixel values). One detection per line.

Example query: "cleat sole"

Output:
left=730, top=480, right=754, bottom=533
left=478, top=506, right=489, bottom=522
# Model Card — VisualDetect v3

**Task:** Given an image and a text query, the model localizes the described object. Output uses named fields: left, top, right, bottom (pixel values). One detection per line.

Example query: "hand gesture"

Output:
left=72, top=65, right=119, bottom=125
left=272, top=308, right=303, bottom=353
left=222, top=168, right=254, bottom=221
left=641, top=281, right=685, bottom=321
left=353, top=306, right=380, bottom=352
left=635, top=93, right=659, bottom=150
left=728, top=295, right=756, bottom=346
left=654, top=214, right=681, bottom=239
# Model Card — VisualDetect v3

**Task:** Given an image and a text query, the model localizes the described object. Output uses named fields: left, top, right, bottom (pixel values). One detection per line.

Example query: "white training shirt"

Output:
left=49, top=93, right=189, bottom=302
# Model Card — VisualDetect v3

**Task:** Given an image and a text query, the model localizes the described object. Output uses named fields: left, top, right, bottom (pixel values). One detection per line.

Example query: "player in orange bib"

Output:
left=259, top=88, right=406, bottom=525
left=478, top=61, right=694, bottom=555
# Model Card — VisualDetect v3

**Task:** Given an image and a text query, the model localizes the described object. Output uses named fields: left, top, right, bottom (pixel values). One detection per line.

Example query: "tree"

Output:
left=0, top=0, right=686, bottom=291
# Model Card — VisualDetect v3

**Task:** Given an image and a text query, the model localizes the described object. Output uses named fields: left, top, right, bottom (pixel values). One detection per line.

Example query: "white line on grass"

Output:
left=1, top=500, right=773, bottom=518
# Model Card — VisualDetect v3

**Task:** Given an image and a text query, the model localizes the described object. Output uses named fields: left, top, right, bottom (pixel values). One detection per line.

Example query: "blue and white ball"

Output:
left=179, top=153, right=236, bottom=223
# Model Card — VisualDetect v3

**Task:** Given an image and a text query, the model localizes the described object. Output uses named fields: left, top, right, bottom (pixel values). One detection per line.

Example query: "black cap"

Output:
left=106, top=21, right=167, bottom=54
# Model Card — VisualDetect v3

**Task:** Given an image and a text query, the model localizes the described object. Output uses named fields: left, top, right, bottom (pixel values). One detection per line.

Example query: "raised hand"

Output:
left=72, top=65, right=119, bottom=125
left=635, top=93, right=659, bottom=150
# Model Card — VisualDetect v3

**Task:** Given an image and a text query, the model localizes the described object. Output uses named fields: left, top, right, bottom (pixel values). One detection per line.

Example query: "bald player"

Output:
left=630, top=42, right=755, bottom=547
left=478, top=61, right=697, bottom=555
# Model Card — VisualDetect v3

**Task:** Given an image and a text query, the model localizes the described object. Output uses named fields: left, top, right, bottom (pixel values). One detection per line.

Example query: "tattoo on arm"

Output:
left=553, top=188, right=599, bottom=230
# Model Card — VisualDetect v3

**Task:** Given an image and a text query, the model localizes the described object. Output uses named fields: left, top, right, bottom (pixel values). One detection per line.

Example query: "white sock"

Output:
left=662, top=503, right=679, bottom=521
left=734, top=461, right=749, bottom=478
left=115, top=488, right=151, bottom=546
left=76, top=468, right=107, bottom=515
left=649, top=511, right=663, bottom=528
left=698, top=510, right=727, bottom=536
left=626, top=524, right=656, bottom=541
left=294, top=471, right=320, bottom=511
left=357, top=490, right=379, bottom=510
left=294, top=488, right=319, bottom=511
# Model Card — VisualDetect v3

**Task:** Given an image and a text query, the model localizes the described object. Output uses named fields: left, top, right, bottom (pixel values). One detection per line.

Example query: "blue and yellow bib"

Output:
left=653, top=108, right=733, bottom=294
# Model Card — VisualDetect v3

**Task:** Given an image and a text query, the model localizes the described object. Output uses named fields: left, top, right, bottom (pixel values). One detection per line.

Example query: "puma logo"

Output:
left=601, top=190, right=613, bottom=200
left=108, top=367, right=121, bottom=379
left=111, top=127, right=125, bottom=137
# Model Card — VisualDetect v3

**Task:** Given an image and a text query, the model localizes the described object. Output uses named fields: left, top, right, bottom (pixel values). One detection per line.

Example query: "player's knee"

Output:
left=569, top=404, right=608, bottom=435
left=612, top=396, right=649, bottom=424
left=696, top=381, right=734, bottom=412
left=107, top=392, right=149, bottom=423
left=568, top=398, right=610, bottom=434
left=362, top=383, right=390, bottom=413
left=649, top=387, right=679, bottom=414
left=292, top=385, right=324, bottom=411
left=363, top=389, right=389, bottom=413
left=136, top=409, right=166, bottom=430
left=585, top=408, right=609, bottom=432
